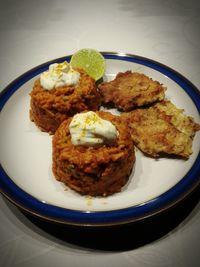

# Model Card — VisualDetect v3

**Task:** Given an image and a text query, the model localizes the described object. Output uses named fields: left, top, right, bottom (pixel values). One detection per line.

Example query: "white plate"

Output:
left=0, top=52, right=200, bottom=226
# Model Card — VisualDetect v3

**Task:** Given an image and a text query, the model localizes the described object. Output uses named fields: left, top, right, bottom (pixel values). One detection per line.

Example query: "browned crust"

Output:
left=121, top=100, right=200, bottom=158
left=98, top=71, right=166, bottom=111
left=30, top=68, right=101, bottom=134
left=52, top=111, right=135, bottom=196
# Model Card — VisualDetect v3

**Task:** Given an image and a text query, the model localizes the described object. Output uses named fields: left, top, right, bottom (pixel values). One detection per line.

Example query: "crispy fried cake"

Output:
left=98, top=71, right=166, bottom=111
left=122, top=100, right=200, bottom=158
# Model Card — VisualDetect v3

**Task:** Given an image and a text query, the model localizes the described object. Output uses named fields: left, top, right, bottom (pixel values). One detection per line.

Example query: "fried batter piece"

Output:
left=98, top=71, right=166, bottom=111
left=122, top=100, right=200, bottom=158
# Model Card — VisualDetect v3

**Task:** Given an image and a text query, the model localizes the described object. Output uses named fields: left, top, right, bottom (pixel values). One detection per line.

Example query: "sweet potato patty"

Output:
left=98, top=71, right=166, bottom=111
left=30, top=68, right=101, bottom=134
left=122, top=100, right=200, bottom=158
left=52, top=111, right=135, bottom=196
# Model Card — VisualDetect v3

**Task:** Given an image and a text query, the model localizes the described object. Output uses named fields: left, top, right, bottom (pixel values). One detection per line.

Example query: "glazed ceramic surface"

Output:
left=0, top=53, right=199, bottom=226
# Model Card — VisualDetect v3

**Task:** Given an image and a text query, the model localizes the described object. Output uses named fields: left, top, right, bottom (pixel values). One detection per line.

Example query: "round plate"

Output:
left=0, top=52, right=200, bottom=227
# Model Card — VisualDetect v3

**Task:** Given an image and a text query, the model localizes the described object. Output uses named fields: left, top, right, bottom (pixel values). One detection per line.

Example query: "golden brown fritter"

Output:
left=153, top=100, right=200, bottom=138
left=122, top=100, right=200, bottom=158
left=98, top=71, right=166, bottom=111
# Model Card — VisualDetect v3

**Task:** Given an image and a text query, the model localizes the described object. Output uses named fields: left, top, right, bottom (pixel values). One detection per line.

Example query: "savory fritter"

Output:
left=153, top=100, right=200, bottom=138
left=122, top=100, right=200, bottom=158
left=98, top=71, right=166, bottom=111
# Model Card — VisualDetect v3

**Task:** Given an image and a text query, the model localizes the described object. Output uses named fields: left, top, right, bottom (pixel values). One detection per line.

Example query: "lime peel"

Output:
left=70, top=49, right=106, bottom=81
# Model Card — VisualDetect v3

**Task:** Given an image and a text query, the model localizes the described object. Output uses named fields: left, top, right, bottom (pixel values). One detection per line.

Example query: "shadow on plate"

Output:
left=14, top=187, right=200, bottom=251
left=4, top=185, right=200, bottom=252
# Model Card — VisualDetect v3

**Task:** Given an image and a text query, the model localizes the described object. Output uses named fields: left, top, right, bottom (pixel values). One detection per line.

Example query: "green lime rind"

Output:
left=70, top=48, right=106, bottom=81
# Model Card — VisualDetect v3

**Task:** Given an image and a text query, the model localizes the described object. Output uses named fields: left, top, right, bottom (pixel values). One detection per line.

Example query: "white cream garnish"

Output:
left=69, top=111, right=118, bottom=146
left=40, top=61, right=80, bottom=90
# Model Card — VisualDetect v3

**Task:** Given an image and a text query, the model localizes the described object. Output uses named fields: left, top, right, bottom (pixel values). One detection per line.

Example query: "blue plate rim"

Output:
left=0, top=52, right=200, bottom=227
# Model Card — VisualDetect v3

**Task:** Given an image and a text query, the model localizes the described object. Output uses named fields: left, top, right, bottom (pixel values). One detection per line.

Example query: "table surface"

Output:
left=0, top=1, right=200, bottom=266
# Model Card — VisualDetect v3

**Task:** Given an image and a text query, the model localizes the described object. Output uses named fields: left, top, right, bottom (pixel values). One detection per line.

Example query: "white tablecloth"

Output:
left=0, top=1, right=200, bottom=266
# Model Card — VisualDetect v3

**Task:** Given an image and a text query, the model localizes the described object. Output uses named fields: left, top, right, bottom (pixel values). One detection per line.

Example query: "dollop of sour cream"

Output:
left=69, top=111, right=118, bottom=146
left=40, top=61, right=80, bottom=90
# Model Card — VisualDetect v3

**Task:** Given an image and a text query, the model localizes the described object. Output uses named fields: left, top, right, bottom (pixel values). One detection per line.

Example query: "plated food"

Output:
left=122, top=100, right=200, bottom=158
left=29, top=50, right=200, bottom=197
left=30, top=62, right=101, bottom=134
left=1, top=51, right=200, bottom=226
left=98, top=71, right=166, bottom=111
left=52, top=111, right=135, bottom=196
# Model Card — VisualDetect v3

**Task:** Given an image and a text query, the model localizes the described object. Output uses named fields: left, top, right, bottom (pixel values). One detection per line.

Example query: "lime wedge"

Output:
left=70, top=49, right=106, bottom=81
